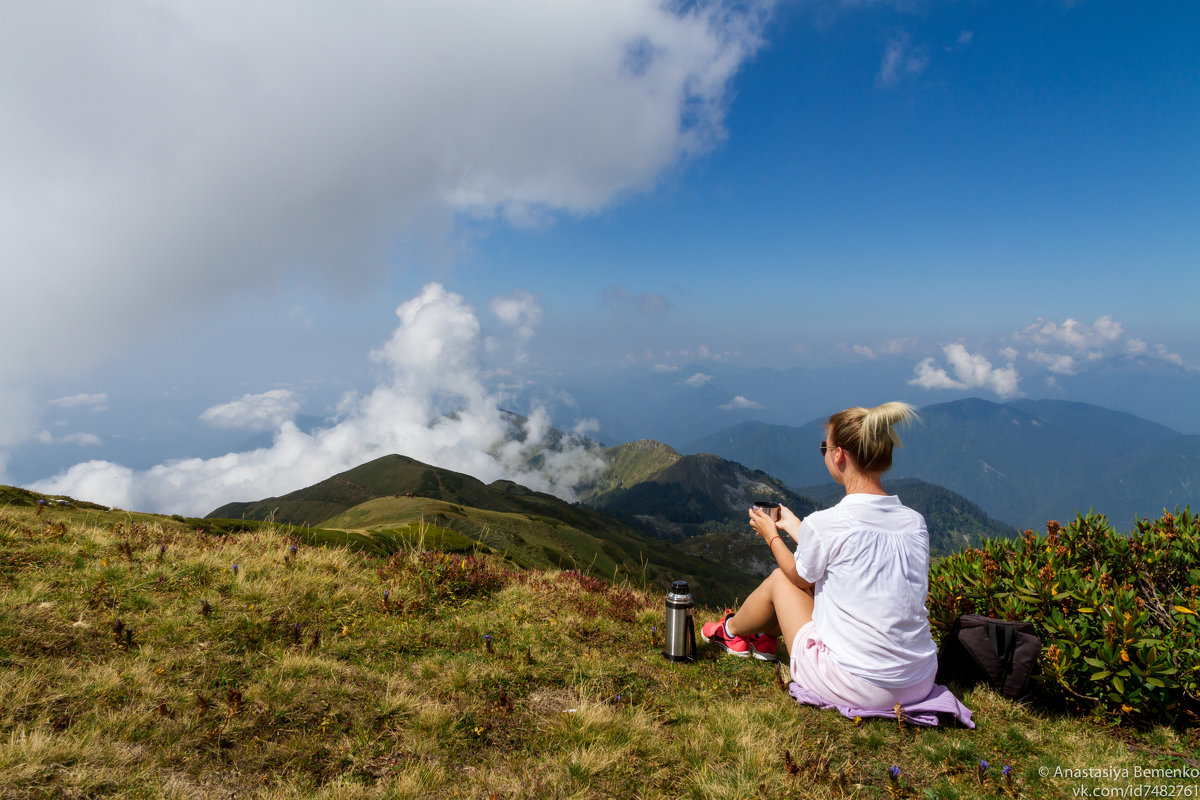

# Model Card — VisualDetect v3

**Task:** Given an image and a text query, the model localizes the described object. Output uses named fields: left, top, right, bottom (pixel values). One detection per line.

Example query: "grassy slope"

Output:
left=577, top=439, right=684, bottom=503
left=317, top=494, right=761, bottom=607
left=3, top=502, right=1199, bottom=799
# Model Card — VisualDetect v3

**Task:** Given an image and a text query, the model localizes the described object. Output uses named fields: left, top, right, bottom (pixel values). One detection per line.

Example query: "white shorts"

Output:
left=790, top=621, right=935, bottom=710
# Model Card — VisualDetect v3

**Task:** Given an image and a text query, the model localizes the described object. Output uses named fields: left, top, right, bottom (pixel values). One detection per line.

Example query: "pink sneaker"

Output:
left=747, top=633, right=778, bottom=662
left=700, top=611, right=751, bottom=658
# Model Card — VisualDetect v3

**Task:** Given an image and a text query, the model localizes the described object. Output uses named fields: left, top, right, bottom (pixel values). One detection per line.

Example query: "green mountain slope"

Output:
left=206, top=455, right=761, bottom=606
left=583, top=450, right=819, bottom=541
left=578, top=439, right=683, bottom=499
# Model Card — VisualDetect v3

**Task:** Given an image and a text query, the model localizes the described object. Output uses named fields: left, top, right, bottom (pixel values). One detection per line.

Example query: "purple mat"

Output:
left=788, top=682, right=975, bottom=728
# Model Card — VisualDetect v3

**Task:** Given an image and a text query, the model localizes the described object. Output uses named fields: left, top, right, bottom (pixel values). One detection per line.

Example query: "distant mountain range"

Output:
left=685, top=398, right=1200, bottom=530
left=575, top=442, right=1013, bottom=568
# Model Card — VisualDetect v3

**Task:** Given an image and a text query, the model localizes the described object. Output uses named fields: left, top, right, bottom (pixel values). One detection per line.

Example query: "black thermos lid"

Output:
left=670, top=580, right=689, bottom=594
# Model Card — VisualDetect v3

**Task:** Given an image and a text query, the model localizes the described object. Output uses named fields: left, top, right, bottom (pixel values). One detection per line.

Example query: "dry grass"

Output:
left=2, top=503, right=1198, bottom=799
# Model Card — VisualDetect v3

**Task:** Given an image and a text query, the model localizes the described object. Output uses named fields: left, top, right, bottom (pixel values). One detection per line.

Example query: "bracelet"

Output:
left=769, top=535, right=782, bottom=548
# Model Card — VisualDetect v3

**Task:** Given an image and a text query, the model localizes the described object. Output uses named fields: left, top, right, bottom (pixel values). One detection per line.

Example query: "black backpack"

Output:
left=936, top=614, right=1041, bottom=700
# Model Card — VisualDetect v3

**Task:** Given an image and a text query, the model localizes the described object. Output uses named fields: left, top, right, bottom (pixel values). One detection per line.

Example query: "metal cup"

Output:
left=753, top=501, right=781, bottom=521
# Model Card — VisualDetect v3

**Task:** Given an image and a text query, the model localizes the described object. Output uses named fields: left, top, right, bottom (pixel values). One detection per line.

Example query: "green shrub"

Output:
left=929, top=509, right=1200, bottom=724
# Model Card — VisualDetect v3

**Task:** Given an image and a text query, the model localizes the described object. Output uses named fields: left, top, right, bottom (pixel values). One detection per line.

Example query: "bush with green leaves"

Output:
left=928, top=509, right=1200, bottom=724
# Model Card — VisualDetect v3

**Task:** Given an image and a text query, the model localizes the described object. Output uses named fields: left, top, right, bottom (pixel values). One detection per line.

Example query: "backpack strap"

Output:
left=987, top=621, right=1016, bottom=670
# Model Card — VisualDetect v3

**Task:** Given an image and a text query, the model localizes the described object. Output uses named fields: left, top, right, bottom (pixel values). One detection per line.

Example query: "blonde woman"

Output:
left=700, top=402, right=939, bottom=709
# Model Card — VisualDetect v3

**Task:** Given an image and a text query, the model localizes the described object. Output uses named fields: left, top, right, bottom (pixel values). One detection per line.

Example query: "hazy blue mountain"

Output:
left=684, top=398, right=1200, bottom=530
left=507, top=358, right=1200, bottom=455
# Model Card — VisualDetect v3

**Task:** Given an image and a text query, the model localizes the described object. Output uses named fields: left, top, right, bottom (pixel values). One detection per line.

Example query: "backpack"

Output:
left=936, top=614, right=1041, bottom=700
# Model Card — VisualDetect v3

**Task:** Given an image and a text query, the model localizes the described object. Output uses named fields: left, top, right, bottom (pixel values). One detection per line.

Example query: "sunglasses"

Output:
left=820, top=440, right=840, bottom=456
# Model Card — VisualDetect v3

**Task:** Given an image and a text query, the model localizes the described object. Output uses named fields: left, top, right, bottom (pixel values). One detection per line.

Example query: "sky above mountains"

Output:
left=3, top=0, right=1198, bottom=514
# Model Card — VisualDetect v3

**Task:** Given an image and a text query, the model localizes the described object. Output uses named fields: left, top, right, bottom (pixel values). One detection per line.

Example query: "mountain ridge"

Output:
left=206, top=453, right=762, bottom=606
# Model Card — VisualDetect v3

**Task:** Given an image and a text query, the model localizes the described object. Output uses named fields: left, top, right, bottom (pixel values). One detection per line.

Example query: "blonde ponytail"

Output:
left=827, top=402, right=919, bottom=473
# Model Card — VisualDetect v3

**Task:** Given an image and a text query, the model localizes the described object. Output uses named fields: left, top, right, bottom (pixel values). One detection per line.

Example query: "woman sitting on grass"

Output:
left=700, top=402, right=939, bottom=709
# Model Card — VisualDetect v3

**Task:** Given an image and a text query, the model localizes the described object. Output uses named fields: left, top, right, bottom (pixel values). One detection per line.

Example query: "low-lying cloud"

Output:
left=32, top=284, right=606, bottom=516
left=720, top=395, right=764, bottom=410
left=910, top=344, right=1022, bottom=398
left=910, top=315, right=1189, bottom=399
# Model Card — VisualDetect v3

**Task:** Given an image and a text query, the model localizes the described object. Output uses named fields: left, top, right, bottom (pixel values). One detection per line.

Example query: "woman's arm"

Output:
left=748, top=505, right=812, bottom=589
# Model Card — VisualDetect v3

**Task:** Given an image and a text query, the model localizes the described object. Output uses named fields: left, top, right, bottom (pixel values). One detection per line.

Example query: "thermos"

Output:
left=662, top=580, right=696, bottom=662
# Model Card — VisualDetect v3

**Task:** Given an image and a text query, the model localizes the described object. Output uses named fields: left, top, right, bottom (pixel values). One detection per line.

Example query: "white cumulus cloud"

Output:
left=719, top=395, right=764, bottom=410
left=490, top=290, right=542, bottom=345
left=1027, top=350, right=1078, bottom=375
left=32, top=284, right=606, bottom=515
left=199, top=389, right=301, bottom=431
left=1016, top=315, right=1187, bottom=371
left=1018, top=315, right=1125, bottom=351
left=909, top=343, right=1022, bottom=398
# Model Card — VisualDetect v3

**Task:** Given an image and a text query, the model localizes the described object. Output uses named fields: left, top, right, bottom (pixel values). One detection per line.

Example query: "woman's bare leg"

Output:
left=724, top=569, right=814, bottom=651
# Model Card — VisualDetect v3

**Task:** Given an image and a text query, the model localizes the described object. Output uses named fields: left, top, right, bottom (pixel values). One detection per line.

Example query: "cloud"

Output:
left=909, top=343, right=1022, bottom=398
left=31, top=284, right=607, bottom=515
left=957, top=31, right=974, bottom=46
left=48, top=393, right=109, bottom=410
left=199, top=389, right=301, bottom=431
left=487, top=289, right=543, bottom=364
left=1155, top=344, right=1185, bottom=367
left=876, top=33, right=928, bottom=87
left=0, top=0, right=768, bottom=469
left=1015, top=315, right=1187, bottom=371
left=490, top=290, right=542, bottom=343
left=36, top=431, right=103, bottom=447
left=719, top=395, right=763, bottom=410
left=1027, top=350, right=1077, bottom=375
left=682, top=372, right=713, bottom=387
left=1017, top=316, right=1124, bottom=351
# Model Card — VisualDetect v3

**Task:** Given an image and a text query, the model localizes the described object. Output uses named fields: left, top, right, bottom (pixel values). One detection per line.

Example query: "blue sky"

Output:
left=2, top=0, right=1197, bottom=514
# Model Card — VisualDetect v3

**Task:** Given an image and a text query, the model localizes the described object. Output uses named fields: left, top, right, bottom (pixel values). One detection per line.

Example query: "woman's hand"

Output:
left=748, top=505, right=779, bottom=543
left=776, top=505, right=802, bottom=542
